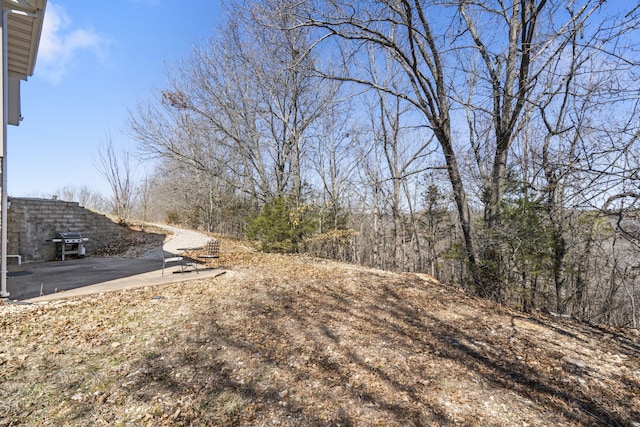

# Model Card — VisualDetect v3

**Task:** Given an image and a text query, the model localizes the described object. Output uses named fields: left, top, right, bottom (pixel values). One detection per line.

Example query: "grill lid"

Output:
left=58, top=231, right=83, bottom=243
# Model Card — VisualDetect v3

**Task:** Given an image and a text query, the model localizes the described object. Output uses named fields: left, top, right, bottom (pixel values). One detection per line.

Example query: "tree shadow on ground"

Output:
left=125, top=270, right=639, bottom=426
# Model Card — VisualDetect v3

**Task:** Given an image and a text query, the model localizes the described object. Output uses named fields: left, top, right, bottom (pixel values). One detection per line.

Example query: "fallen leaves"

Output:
left=1, top=236, right=640, bottom=426
left=94, top=222, right=166, bottom=258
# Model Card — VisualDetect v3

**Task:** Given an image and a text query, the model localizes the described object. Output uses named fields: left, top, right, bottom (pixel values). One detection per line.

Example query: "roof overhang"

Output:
left=2, top=0, right=47, bottom=125
left=3, top=0, right=46, bottom=77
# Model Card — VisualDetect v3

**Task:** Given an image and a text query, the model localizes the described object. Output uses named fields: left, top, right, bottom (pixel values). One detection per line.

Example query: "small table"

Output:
left=176, top=246, right=204, bottom=273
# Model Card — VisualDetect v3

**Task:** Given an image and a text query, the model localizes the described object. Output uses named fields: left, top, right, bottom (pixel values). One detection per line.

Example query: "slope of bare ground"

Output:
left=94, top=222, right=167, bottom=258
left=1, top=234, right=639, bottom=426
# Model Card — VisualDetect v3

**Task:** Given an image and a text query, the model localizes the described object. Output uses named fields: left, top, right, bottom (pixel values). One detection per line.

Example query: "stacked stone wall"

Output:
left=6, top=197, right=124, bottom=263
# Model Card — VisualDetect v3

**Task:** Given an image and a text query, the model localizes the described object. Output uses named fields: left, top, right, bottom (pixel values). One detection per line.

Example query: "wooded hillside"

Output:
left=70, top=1, right=640, bottom=327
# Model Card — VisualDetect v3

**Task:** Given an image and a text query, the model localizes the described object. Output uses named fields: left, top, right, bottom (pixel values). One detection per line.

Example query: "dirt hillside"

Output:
left=1, top=235, right=639, bottom=426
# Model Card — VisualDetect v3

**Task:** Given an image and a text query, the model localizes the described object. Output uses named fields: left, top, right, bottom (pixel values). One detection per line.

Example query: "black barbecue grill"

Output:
left=52, top=231, right=88, bottom=260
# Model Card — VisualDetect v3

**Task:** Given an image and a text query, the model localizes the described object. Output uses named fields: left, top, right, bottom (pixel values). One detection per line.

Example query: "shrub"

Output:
left=246, top=197, right=315, bottom=253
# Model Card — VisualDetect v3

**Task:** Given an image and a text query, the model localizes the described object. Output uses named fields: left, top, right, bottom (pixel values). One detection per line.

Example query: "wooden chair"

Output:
left=162, top=250, right=184, bottom=276
left=197, top=239, right=220, bottom=269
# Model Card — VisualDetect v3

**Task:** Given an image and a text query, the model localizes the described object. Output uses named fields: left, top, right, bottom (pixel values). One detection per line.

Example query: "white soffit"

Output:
left=5, top=0, right=46, bottom=77
left=2, top=0, right=47, bottom=125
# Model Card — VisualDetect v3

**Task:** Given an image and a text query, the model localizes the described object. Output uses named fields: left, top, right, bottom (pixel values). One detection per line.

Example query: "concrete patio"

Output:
left=6, top=256, right=224, bottom=302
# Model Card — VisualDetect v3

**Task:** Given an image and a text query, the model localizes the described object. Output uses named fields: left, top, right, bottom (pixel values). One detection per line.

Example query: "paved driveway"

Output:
left=5, top=225, right=223, bottom=302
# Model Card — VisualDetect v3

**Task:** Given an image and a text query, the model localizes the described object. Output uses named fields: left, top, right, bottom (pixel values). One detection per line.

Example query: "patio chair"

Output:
left=197, top=239, right=220, bottom=269
left=161, top=250, right=184, bottom=276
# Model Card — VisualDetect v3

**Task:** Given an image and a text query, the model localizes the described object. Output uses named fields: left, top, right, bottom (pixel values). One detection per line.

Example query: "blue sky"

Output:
left=7, top=0, right=223, bottom=197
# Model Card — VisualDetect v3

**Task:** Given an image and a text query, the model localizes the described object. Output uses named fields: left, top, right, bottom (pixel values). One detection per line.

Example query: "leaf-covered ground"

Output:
left=1, top=235, right=639, bottom=426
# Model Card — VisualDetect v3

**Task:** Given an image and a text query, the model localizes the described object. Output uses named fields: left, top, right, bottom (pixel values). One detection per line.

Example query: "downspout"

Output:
left=0, top=7, right=42, bottom=299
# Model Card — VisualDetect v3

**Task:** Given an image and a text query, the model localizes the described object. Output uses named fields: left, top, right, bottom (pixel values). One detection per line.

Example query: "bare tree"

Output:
left=366, top=94, right=435, bottom=270
left=302, top=0, right=482, bottom=285
left=54, top=185, right=107, bottom=212
left=135, top=175, right=152, bottom=226
left=301, top=0, right=637, bottom=298
left=130, top=0, right=340, bottom=210
left=480, top=2, right=640, bottom=318
left=95, top=135, right=138, bottom=223
left=307, top=100, right=361, bottom=230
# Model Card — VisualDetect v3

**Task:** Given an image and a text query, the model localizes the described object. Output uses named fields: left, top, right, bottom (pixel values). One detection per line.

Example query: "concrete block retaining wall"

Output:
left=7, top=197, right=124, bottom=263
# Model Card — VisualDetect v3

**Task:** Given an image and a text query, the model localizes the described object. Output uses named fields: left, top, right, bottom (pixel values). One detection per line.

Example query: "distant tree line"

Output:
left=116, top=1, right=640, bottom=328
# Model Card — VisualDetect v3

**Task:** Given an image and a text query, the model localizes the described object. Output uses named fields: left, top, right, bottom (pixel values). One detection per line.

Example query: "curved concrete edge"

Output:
left=153, top=224, right=213, bottom=255
left=25, top=269, right=226, bottom=303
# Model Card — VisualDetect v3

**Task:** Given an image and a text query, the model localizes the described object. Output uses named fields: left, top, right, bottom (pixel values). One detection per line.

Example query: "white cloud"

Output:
left=37, top=2, right=109, bottom=83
